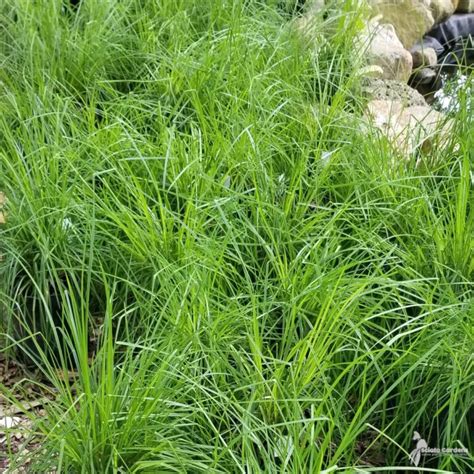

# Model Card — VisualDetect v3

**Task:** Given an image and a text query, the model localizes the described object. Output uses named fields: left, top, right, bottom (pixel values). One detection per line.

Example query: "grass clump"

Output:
left=0, top=0, right=472, bottom=472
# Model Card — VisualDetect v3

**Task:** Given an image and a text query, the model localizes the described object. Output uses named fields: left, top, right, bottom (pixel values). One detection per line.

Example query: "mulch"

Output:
left=0, top=354, right=53, bottom=473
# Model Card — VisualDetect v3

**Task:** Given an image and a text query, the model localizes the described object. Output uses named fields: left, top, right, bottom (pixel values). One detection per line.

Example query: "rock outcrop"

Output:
left=299, top=0, right=469, bottom=159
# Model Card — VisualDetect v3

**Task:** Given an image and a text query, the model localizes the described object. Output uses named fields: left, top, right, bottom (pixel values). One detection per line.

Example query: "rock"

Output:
left=409, top=67, right=443, bottom=100
left=365, top=99, right=454, bottom=155
left=412, top=67, right=439, bottom=84
left=412, top=12, right=474, bottom=64
left=411, top=46, right=438, bottom=68
left=419, top=13, right=474, bottom=65
left=457, top=0, right=474, bottom=12
left=409, top=67, right=440, bottom=87
left=430, top=0, right=456, bottom=22
left=362, top=78, right=428, bottom=106
left=362, top=21, right=413, bottom=82
left=412, top=35, right=445, bottom=58
left=368, top=0, right=435, bottom=48
left=427, top=13, right=474, bottom=44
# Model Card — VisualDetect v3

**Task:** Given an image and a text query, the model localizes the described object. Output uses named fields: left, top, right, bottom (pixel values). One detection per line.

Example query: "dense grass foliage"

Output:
left=0, top=1, right=472, bottom=472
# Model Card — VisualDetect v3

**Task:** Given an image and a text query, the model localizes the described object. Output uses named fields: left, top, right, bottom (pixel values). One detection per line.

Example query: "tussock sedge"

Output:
left=0, top=1, right=472, bottom=472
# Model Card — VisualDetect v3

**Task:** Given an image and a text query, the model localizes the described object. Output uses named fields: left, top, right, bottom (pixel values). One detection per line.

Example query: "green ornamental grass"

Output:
left=0, top=0, right=472, bottom=472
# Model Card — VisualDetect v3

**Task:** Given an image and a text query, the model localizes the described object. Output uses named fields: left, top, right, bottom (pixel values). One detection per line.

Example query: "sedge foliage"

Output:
left=0, top=1, right=472, bottom=472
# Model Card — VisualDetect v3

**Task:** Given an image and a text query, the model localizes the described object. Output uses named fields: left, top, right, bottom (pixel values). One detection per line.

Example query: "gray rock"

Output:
left=415, top=13, right=474, bottom=65
left=409, top=67, right=443, bottom=101
left=411, top=67, right=439, bottom=85
left=425, top=13, right=474, bottom=47
left=362, top=78, right=428, bottom=106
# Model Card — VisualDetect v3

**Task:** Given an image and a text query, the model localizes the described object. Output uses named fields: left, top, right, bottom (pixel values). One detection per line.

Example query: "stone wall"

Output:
left=299, top=0, right=473, bottom=157
left=304, top=1, right=473, bottom=84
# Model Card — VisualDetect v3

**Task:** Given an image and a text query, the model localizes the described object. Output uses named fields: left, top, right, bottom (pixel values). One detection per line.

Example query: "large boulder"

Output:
left=457, top=1, right=474, bottom=12
left=365, top=99, right=454, bottom=155
left=430, top=0, right=457, bottom=22
left=368, top=0, right=435, bottom=48
left=362, top=21, right=413, bottom=81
